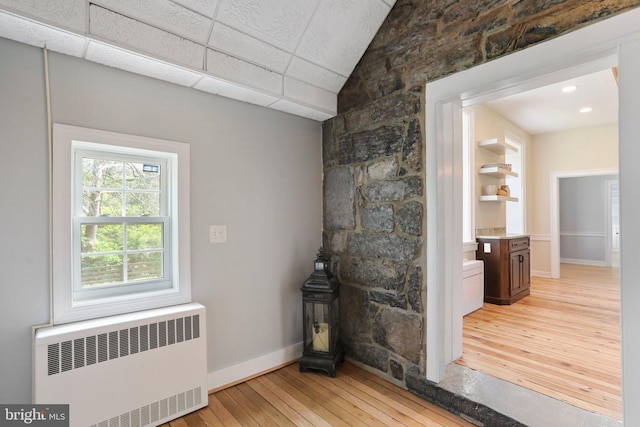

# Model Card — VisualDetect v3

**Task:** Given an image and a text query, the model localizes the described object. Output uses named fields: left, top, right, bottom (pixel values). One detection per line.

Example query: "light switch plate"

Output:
left=483, top=243, right=491, bottom=253
left=209, top=225, right=227, bottom=243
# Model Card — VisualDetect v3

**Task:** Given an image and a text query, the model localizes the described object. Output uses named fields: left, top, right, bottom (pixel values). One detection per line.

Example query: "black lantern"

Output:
left=299, top=248, right=343, bottom=377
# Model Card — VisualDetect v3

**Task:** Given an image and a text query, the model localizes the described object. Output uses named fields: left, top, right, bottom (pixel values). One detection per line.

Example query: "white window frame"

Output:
left=52, top=124, right=191, bottom=324
left=462, top=109, right=476, bottom=251
left=504, top=132, right=525, bottom=235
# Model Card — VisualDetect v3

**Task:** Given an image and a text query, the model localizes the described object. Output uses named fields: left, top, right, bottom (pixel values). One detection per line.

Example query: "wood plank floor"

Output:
left=165, top=362, right=474, bottom=427
left=456, top=263, right=621, bottom=420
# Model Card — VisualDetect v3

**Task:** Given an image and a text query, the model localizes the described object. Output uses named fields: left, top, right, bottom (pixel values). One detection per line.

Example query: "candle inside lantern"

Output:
left=312, top=322, right=329, bottom=352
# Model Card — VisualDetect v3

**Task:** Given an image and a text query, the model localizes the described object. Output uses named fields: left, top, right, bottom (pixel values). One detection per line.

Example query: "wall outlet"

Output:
left=209, top=225, right=227, bottom=243
left=483, top=243, right=491, bottom=253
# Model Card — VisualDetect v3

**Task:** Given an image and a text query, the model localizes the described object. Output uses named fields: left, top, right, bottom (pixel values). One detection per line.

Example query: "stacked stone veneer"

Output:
left=322, top=0, right=639, bottom=418
left=323, top=95, right=425, bottom=381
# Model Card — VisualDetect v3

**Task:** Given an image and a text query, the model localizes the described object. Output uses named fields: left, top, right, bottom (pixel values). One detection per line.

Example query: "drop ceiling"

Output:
left=0, top=0, right=396, bottom=121
left=484, top=68, right=619, bottom=135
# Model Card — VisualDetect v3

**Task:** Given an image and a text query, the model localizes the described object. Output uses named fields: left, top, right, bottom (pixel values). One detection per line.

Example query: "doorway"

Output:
left=460, top=75, right=621, bottom=419
left=551, top=169, right=619, bottom=277
left=606, top=179, right=620, bottom=267
left=424, top=8, right=640, bottom=425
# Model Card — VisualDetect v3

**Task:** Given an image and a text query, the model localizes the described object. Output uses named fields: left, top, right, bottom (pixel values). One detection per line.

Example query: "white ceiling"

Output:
left=484, top=68, right=619, bottom=135
left=0, top=0, right=396, bottom=121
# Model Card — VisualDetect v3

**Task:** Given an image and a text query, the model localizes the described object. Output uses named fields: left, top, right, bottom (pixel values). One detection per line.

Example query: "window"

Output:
left=462, top=109, right=475, bottom=244
left=53, top=124, right=191, bottom=324
left=504, top=134, right=525, bottom=235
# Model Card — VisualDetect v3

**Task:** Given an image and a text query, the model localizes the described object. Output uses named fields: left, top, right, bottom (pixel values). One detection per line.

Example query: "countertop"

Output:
left=476, top=234, right=530, bottom=240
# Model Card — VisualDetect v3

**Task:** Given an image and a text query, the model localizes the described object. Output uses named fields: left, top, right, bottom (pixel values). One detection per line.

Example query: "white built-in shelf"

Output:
left=478, top=166, right=518, bottom=178
left=478, top=137, right=518, bottom=154
left=479, top=195, right=519, bottom=202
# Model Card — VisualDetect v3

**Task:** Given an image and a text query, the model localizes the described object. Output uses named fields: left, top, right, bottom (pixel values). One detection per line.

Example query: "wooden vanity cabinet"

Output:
left=476, top=236, right=530, bottom=305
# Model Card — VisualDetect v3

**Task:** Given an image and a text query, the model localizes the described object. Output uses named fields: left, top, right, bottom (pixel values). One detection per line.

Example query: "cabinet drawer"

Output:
left=509, top=238, right=529, bottom=251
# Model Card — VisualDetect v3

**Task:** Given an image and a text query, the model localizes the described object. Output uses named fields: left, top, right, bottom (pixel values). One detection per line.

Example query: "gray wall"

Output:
left=559, top=175, right=617, bottom=262
left=0, top=37, right=322, bottom=402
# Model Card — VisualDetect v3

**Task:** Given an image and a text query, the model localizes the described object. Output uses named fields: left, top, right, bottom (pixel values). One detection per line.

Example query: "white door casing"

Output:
left=549, top=168, right=618, bottom=278
left=425, top=7, right=640, bottom=424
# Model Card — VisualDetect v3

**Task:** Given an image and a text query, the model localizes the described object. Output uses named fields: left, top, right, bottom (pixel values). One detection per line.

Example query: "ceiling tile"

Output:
left=296, top=0, right=390, bottom=76
left=269, top=99, right=333, bottom=121
left=216, top=0, right=317, bottom=52
left=85, top=41, right=203, bottom=87
left=0, top=10, right=86, bottom=57
left=194, top=75, right=279, bottom=106
left=97, top=0, right=213, bottom=43
left=206, top=48, right=282, bottom=95
left=90, top=5, right=205, bottom=70
left=286, top=57, right=347, bottom=93
left=0, top=0, right=86, bottom=32
left=284, top=77, right=336, bottom=113
left=208, top=22, right=291, bottom=72
left=169, top=0, right=219, bottom=17
left=1, top=0, right=397, bottom=122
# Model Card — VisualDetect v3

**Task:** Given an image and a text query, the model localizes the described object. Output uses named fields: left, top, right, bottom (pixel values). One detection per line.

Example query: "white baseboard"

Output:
left=560, top=258, right=607, bottom=267
left=207, top=341, right=303, bottom=392
left=531, top=270, right=551, bottom=278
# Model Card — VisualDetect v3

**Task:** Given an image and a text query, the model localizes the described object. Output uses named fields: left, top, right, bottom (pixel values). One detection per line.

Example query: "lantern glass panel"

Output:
left=330, top=297, right=339, bottom=351
left=305, top=301, right=330, bottom=353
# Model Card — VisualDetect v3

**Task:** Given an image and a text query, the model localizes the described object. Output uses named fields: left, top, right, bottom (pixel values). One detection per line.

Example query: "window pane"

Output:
left=85, top=191, right=123, bottom=217
left=127, top=223, right=163, bottom=250
left=126, top=192, right=160, bottom=216
left=81, top=254, right=124, bottom=287
left=128, top=252, right=163, bottom=282
left=83, top=158, right=123, bottom=189
left=81, top=223, right=123, bottom=254
left=82, top=190, right=101, bottom=217
left=126, top=162, right=161, bottom=191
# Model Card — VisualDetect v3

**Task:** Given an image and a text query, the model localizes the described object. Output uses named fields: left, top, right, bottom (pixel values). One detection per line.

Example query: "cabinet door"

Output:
left=521, top=249, right=530, bottom=291
left=510, top=250, right=528, bottom=295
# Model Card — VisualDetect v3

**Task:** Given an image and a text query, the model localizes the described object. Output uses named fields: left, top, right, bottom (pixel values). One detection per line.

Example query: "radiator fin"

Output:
left=150, top=323, right=157, bottom=350
left=109, top=331, right=119, bottom=360
left=150, top=402, right=159, bottom=424
left=47, top=343, right=59, bottom=376
left=193, top=315, right=200, bottom=338
left=185, top=316, right=192, bottom=341
left=46, top=314, right=200, bottom=375
left=168, top=319, right=175, bottom=345
left=159, top=321, right=167, bottom=347
left=74, top=338, right=85, bottom=369
left=87, top=335, right=97, bottom=365
left=130, top=327, right=139, bottom=355
left=120, top=329, right=129, bottom=357
left=89, top=388, right=201, bottom=427
left=98, top=333, right=108, bottom=363
left=140, top=325, right=149, bottom=352
left=176, top=318, right=184, bottom=343
left=61, top=340, right=73, bottom=372
left=120, top=413, right=130, bottom=427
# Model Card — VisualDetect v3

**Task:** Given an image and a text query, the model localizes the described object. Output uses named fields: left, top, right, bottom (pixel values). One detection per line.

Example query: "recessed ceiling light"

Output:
left=579, top=107, right=593, bottom=113
left=562, top=85, right=578, bottom=93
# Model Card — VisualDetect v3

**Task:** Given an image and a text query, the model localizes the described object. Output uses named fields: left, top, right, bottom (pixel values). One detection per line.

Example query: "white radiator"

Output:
left=34, top=303, right=208, bottom=427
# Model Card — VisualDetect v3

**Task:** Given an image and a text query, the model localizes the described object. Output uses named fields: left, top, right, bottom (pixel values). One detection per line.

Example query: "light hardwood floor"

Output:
left=456, top=263, right=621, bottom=420
left=165, top=362, right=474, bottom=427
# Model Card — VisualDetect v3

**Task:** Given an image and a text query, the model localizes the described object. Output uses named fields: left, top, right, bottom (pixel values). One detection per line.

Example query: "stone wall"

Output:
left=323, top=0, right=638, bottom=391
